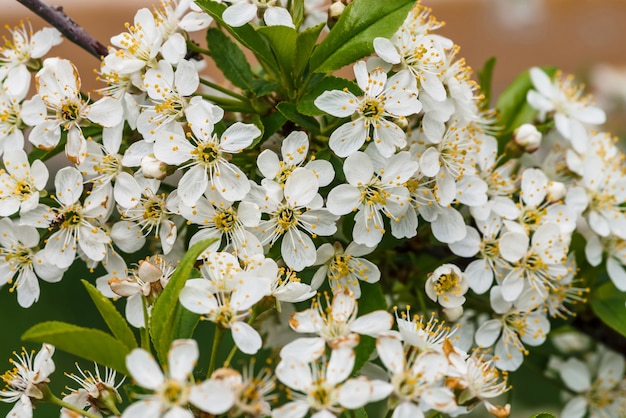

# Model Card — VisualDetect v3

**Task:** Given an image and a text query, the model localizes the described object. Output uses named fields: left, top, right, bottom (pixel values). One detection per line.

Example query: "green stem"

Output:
left=186, top=41, right=211, bottom=56
left=223, top=344, right=238, bottom=368
left=207, top=326, right=224, bottom=379
left=48, top=394, right=102, bottom=418
left=140, top=295, right=151, bottom=352
left=198, top=93, right=255, bottom=114
left=199, top=77, right=249, bottom=101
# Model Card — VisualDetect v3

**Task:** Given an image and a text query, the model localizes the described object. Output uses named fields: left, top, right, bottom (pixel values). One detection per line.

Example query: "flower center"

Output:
left=361, top=184, right=388, bottom=206
left=61, top=102, right=81, bottom=122
left=13, top=178, right=33, bottom=199
left=434, top=273, right=460, bottom=295
left=213, top=208, right=238, bottom=233
left=331, top=255, right=352, bottom=278
left=276, top=206, right=300, bottom=233
left=159, top=380, right=186, bottom=407
left=193, top=142, right=220, bottom=167
left=360, top=98, right=384, bottom=120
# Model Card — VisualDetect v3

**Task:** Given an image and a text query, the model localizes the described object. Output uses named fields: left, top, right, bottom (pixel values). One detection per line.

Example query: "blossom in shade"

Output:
left=273, top=348, right=376, bottom=418
left=0, top=218, right=66, bottom=308
left=124, top=339, right=231, bottom=417
left=0, top=344, right=55, bottom=417
left=0, top=149, right=48, bottom=216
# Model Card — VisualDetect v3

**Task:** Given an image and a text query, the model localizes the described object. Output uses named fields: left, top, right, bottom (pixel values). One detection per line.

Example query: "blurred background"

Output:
left=2, top=0, right=626, bottom=416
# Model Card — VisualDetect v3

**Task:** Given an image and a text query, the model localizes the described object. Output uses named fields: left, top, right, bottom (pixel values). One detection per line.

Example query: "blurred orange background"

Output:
left=4, top=0, right=626, bottom=103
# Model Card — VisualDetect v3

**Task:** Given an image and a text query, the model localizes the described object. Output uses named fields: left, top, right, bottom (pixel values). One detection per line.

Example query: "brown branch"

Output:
left=17, top=0, right=108, bottom=59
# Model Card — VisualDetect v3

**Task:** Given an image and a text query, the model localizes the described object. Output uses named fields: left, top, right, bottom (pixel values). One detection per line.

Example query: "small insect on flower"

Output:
left=48, top=212, right=66, bottom=229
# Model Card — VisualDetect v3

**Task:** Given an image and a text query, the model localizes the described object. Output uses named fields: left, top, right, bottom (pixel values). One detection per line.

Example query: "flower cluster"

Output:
left=2, top=0, right=626, bottom=417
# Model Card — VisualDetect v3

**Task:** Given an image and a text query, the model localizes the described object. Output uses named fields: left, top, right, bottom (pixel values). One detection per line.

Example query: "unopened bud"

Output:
left=141, top=154, right=171, bottom=180
left=546, top=180, right=566, bottom=202
left=513, top=123, right=542, bottom=153
left=442, top=306, right=464, bottom=322
left=329, top=2, right=346, bottom=22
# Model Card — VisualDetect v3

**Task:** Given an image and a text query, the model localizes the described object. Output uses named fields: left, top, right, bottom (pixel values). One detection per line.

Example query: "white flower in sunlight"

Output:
left=0, top=218, right=66, bottom=308
left=0, top=87, right=43, bottom=156
left=137, top=59, right=204, bottom=142
left=281, top=289, right=393, bottom=361
left=257, top=130, right=334, bottom=187
left=0, top=22, right=62, bottom=96
left=223, top=0, right=295, bottom=28
left=124, top=339, right=226, bottom=417
left=0, top=149, right=48, bottom=216
left=22, top=58, right=123, bottom=164
left=311, top=241, right=380, bottom=297
left=154, top=116, right=259, bottom=205
left=326, top=150, right=417, bottom=247
left=425, top=263, right=469, bottom=309
left=0, top=344, right=55, bottom=417
left=176, top=189, right=262, bottom=261
left=315, top=61, right=420, bottom=158
left=527, top=67, right=606, bottom=153
left=247, top=168, right=338, bottom=271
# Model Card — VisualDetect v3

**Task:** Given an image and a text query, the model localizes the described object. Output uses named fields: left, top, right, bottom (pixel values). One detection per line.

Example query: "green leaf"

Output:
left=309, top=0, right=415, bottom=73
left=294, top=23, right=325, bottom=79
left=496, top=69, right=534, bottom=134
left=297, top=76, right=360, bottom=116
left=291, top=0, right=305, bottom=30
left=590, top=281, right=626, bottom=338
left=277, top=102, right=321, bottom=134
left=258, top=25, right=298, bottom=87
left=195, top=0, right=277, bottom=73
left=478, top=56, right=496, bottom=108
left=251, top=79, right=280, bottom=97
left=22, top=321, right=129, bottom=374
left=530, top=414, right=556, bottom=418
left=206, top=28, right=255, bottom=91
left=172, top=304, right=201, bottom=340
left=259, top=111, right=288, bottom=145
left=82, top=280, right=137, bottom=350
left=149, top=239, right=217, bottom=363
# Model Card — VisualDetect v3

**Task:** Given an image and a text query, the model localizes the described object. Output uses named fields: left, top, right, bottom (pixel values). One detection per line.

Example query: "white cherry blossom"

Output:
left=315, top=61, right=420, bottom=158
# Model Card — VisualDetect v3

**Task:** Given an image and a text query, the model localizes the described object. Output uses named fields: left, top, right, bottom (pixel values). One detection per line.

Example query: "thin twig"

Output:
left=17, top=0, right=108, bottom=59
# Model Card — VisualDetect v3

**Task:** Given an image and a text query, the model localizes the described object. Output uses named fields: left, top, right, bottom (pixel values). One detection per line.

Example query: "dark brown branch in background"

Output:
left=17, top=0, right=108, bottom=59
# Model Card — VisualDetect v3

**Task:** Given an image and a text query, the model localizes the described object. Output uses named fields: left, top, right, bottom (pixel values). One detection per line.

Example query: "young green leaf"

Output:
left=149, top=239, right=217, bottom=363
left=590, top=281, right=626, bottom=338
left=206, top=28, right=255, bottom=91
left=529, top=414, right=556, bottom=418
left=309, top=0, right=415, bottom=74
left=293, top=23, right=325, bottom=79
left=82, top=280, right=137, bottom=350
left=258, top=25, right=298, bottom=91
left=478, top=56, right=496, bottom=108
left=259, top=111, right=288, bottom=145
left=22, top=321, right=129, bottom=374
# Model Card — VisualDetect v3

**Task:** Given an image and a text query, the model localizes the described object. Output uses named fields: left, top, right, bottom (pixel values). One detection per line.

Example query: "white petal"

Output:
left=559, top=358, right=591, bottom=392
left=168, top=339, right=198, bottom=381
left=126, top=349, right=165, bottom=390
left=314, top=90, right=359, bottom=118
left=232, top=321, right=262, bottom=354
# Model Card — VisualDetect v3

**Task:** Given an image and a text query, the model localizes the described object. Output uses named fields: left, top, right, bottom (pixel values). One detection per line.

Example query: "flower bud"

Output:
left=141, top=154, right=170, bottom=180
left=513, top=123, right=542, bottom=153
left=328, top=1, right=346, bottom=26
left=442, top=306, right=464, bottom=322
left=546, top=180, right=566, bottom=202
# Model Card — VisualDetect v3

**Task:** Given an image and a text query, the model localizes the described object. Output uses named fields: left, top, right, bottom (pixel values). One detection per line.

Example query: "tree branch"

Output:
left=17, top=0, right=108, bottom=59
